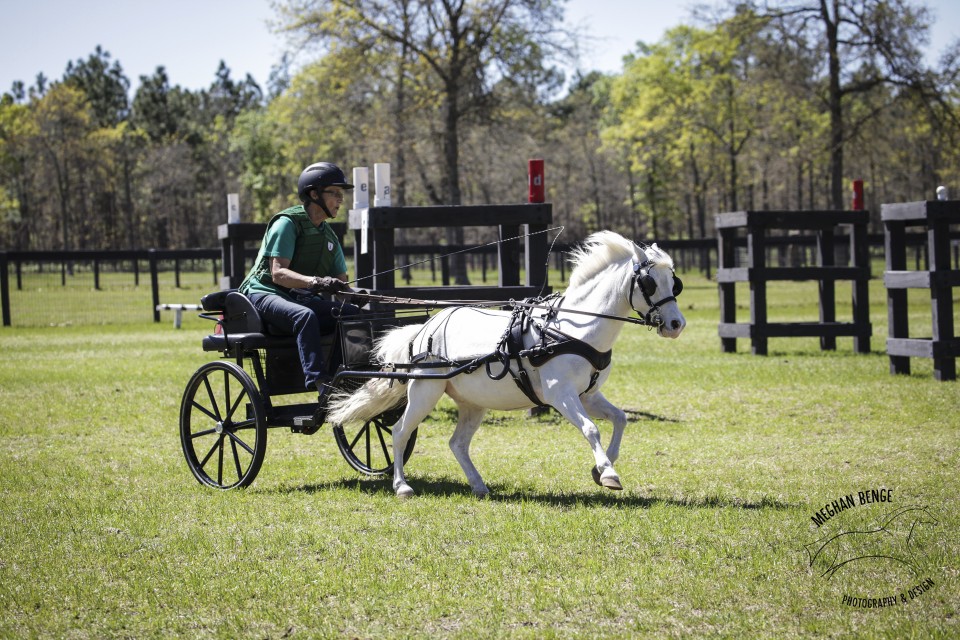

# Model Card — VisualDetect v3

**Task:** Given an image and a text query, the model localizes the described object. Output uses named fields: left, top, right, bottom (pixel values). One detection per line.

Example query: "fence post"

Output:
left=94, top=259, right=101, bottom=291
left=441, top=255, right=450, bottom=286
left=0, top=252, right=10, bottom=327
left=149, top=250, right=161, bottom=323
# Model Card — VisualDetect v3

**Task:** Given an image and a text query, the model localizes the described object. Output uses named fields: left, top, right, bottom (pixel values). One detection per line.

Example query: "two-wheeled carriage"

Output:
left=178, top=289, right=427, bottom=489
left=180, top=232, right=688, bottom=496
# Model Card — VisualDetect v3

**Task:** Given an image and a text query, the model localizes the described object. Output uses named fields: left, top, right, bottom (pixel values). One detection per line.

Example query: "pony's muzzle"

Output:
left=657, top=317, right=685, bottom=338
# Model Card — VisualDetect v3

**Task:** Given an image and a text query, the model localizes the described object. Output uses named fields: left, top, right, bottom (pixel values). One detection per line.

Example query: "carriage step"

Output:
left=293, top=415, right=315, bottom=428
left=267, top=403, right=324, bottom=434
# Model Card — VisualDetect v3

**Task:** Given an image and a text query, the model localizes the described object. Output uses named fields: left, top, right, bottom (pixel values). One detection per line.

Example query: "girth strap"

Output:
left=503, top=320, right=612, bottom=407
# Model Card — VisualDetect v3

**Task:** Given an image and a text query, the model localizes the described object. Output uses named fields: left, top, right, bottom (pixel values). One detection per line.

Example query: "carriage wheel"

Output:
left=180, top=361, right=267, bottom=489
left=333, top=405, right=417, bottom=476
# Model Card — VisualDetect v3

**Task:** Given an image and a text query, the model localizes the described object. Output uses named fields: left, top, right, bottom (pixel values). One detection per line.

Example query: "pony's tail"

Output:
left=326, top=322, right=424, bottom=426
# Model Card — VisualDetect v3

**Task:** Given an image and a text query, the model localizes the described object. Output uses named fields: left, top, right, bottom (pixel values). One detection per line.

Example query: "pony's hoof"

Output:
left=591, top=466, right=603, bottom=486
left=601, top=476, right=623, bottom=491
left=396, top=484, right=415, bottom=499
left=598, top=468, right=623, bottom=491
left=473, top=488, right=490, bottom=499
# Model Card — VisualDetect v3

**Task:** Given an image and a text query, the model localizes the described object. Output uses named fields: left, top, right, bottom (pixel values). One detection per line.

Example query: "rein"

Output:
left=342, top=227, right=677, bottom=329
left=346, top=291, right=663, bottom=329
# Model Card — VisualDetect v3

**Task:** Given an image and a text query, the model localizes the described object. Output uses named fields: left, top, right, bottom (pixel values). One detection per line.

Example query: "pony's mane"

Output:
left=567, top=231, right=673, bottom=288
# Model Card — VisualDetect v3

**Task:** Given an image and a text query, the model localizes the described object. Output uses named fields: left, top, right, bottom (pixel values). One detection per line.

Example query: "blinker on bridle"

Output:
left=630, top=260, right=683, bottom=326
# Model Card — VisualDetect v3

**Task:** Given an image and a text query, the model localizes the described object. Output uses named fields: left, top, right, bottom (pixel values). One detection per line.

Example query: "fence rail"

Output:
left=1, top=232, right=955, bottom=328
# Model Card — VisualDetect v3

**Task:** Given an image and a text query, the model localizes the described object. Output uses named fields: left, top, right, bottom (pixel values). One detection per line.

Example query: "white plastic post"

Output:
left=936, top=185, right=949, bottom=201
left=353, top=167, right=371, bottom=255
left=227, top=193, right=240, bottom=223
left=353, top=167, right=369, bottom=209
left=374, top=163, right=391, bottom=207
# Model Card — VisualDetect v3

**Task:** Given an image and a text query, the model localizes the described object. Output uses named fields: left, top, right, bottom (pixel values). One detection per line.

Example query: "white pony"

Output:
left=328, top=231, right=686, bottom=498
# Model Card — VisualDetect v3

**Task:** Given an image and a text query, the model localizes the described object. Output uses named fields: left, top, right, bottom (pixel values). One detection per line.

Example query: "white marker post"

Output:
left=353, top=167, right=370, bottom=255
left=353, top=167, right=369, bottom=209
left=227, top=193, right=240, bottom=223
left=936, top=185, right=949, bottom=201
left=374, top=163, right=391, bottom=207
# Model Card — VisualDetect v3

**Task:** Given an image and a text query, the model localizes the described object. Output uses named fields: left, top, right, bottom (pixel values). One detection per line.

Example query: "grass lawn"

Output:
left=0, top=270, right=957, bottom=638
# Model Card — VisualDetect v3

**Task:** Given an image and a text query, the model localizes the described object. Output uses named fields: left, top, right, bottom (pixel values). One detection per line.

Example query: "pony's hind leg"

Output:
left=581, top=392, right=628, bottom=485
left=448, top=402, right=489, bottom=498
left=393, top=378, right=446, bottom=498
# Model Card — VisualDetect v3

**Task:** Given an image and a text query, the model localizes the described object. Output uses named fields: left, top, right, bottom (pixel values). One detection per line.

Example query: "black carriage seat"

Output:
left=199, top=290, right=334, bottom=353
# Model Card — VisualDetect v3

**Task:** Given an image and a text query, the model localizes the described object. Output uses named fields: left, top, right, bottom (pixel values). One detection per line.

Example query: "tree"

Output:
left=62, top=46, right=131, bottom=127
left=0, top=96, right=38, bottom=249
left=32, top=84, right=95, bottom=250
left=131, top=67, right=198, bottom=143
left=282, top=0, right=570, bottom=282
left=756, top=0, right=935, bottom=209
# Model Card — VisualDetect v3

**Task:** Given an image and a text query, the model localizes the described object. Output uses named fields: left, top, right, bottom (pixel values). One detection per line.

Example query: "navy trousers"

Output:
left=248, top=292, right=360, bottom=390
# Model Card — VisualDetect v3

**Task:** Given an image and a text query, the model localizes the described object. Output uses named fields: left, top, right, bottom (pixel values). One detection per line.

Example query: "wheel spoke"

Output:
left=365, top=425, right=372, bottom=467
left=374, top=420, right=392, bottom=466
left=217, top=434, right=225, bottom=485
left=225, top=388, right=246, bottom=423
left=190, top=427, right=218, bottom=439
left=199, top=435, right=223, bottom=469
left=230, top=418, right=258, bottom=432
left=230, top=437, right=243, bottom=481
left=225, top=429, right=256, bottom=456
left=348, top=423, right=369, bottom=451
left=190, top=400, right=219, bottom=423
left=202, top=377, right=222, bottom=422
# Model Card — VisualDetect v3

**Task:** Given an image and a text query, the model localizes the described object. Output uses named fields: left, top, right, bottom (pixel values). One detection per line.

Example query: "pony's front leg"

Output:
left=581, top=391, right=628, bottom=469
left=392, top=379, right=445, bottom=498
left=548, top=391, right=622, bottom=491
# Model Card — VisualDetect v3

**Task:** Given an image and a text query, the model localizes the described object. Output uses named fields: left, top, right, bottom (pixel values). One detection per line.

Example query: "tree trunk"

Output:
left=823, top=0, right=845, bottom=210
left=443, top=78, right=469, bottom=284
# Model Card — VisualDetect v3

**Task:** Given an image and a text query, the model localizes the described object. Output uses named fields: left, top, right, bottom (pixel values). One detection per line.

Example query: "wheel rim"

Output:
left=333, top=406, right=416, bottom=476
left=180, top=361, right=267, bottom=489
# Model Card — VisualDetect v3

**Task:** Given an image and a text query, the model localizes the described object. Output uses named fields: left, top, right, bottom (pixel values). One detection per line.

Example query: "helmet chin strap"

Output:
left=306, top=191, right=334, bottom=220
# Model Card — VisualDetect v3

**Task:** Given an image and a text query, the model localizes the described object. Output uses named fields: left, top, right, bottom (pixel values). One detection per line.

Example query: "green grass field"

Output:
left=1, top=270, right=957, bottom=638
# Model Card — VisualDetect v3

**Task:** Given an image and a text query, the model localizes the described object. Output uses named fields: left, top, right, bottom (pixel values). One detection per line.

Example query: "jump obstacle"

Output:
left=882, top=199, right=960, bottom=381
left=716, top=209, right=872, bottom=356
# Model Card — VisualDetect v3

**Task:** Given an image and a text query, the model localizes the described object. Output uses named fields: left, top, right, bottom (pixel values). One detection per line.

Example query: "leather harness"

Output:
left=497, top=297, right=612, bottom=407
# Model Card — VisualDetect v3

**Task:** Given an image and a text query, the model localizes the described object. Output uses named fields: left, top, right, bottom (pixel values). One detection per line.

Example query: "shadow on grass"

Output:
left=273, top=476, right=792, bottom=511
left=623, top=409, right=680, bottom=423
left=429, top=406, right=681, bottom=426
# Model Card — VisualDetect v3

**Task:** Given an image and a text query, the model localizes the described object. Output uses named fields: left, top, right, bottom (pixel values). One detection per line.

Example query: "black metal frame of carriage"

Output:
left=178, top=289, right=435, bottom=490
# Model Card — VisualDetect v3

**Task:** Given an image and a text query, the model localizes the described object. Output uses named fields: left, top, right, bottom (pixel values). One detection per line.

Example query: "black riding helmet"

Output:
left=298, top=162, right=354, bottom=218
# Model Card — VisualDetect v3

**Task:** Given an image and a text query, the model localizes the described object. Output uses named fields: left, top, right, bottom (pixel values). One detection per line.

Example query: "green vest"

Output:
left=239, top=206, right=342, bottom=298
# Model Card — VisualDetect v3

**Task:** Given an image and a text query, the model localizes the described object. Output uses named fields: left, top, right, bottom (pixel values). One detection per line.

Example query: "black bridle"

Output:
left=629, top=260, right=684, bottom=327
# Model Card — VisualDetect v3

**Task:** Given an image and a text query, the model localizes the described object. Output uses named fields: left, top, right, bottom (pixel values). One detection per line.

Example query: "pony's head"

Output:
left=568, top=231, right=686, bottom=338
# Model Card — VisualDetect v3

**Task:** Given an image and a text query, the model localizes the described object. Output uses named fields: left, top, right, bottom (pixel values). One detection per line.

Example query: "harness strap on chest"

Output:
left=500, top=311, right=613, bottom=408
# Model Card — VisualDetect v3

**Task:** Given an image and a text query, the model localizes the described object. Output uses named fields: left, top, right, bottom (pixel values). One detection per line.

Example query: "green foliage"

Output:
left=2, top=3, right=960, bottom=253
left=62, top=45, right=130, bottom=128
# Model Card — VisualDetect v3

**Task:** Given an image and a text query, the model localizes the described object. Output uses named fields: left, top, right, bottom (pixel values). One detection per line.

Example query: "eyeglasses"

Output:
left=322, top=190, right=345, bottom=201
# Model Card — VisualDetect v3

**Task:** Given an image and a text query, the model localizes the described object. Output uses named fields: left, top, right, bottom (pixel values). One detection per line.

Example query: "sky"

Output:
left=1, top=0, right=958, bottom=96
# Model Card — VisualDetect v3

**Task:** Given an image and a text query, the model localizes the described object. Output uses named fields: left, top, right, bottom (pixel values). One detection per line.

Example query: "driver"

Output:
left=239, top=161, right=361, bottom=402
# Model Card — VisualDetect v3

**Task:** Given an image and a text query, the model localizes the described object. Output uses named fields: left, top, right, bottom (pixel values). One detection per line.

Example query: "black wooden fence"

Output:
left=0, top=231, right=953, bottom=327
